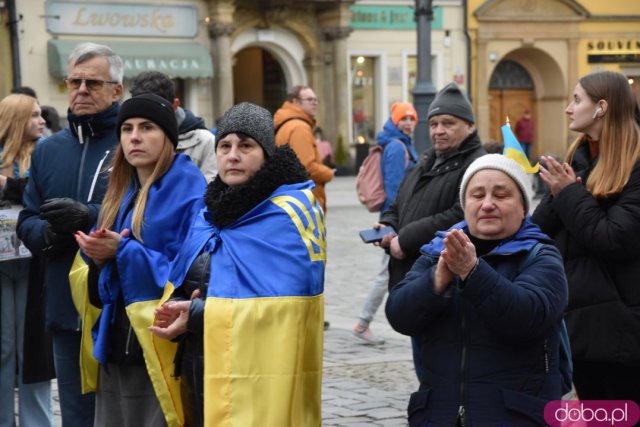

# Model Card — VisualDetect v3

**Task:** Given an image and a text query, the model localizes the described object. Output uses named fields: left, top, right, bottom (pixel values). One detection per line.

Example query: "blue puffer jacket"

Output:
left=386, top=218, right=568, bottom=426
left=377, top=118, right=417, bottom=213
left=17, top=103, right=119, bottom=331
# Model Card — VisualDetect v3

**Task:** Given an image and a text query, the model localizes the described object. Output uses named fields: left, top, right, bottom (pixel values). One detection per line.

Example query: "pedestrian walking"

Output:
left=70, top=94, right=206, bottom=426
left=387, top=154, right=568, bottom=426
left=532, top=70, right=640, bottom=402
left=150, top=102, right=326, bottom=427
left=515, top=110, right=534, bottom=160
left=353, top=102, right=418, bottom=345
left=0, top=94, right=53, bottom=427
left=378, top=82, right=486, bottom=379
left=274, top=85, right=334, bottom=213
left=17, top=42, right=124, bottom=426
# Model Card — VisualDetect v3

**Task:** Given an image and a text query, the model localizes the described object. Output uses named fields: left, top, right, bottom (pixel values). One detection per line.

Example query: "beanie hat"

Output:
left=391, top=102, right=418, bottom=125
left=459, top=154, right=532, bottom=213
left=216, top=102, right=275, bottom=157
left=117, top=94, right=178, bottom=148
left=428, top=82, right=475, bottom=124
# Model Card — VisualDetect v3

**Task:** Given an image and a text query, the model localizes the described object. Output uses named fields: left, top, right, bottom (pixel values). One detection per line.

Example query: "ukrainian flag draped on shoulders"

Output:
left=168, top=179, right=326, bottom=427
left=69, top=154, right=206, bottom=427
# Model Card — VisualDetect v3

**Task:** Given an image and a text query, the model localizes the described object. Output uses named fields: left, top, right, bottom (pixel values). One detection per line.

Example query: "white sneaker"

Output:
left=353, top=325, right=385, bottom=345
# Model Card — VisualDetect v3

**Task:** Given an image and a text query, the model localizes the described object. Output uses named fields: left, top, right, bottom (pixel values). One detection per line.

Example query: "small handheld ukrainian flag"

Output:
left=502, top=117, right=539, bottom=173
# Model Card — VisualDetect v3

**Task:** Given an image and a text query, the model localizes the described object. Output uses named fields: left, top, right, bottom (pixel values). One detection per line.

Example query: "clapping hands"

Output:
left=539, top=156, right=581, bottom=196
left=433, top=229, right=477, bottom=295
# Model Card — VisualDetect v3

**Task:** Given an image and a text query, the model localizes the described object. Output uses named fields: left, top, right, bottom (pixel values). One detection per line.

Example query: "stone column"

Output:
left=209, top=22, right=235, bottom=118
left=324, top=26, right=352, bottom=147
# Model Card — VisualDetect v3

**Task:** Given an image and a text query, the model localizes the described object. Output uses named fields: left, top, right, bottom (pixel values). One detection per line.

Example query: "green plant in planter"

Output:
left=334, top=134, right=348, bottom=166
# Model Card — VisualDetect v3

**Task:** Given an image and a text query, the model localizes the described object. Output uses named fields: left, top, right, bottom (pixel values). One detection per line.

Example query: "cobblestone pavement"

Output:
left=322, top=176, right=416, bottom=426
left=47, top=176, right=418, bottom=426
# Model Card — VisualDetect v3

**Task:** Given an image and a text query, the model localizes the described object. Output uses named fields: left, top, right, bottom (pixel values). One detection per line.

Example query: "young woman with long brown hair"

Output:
left=71, top=94, right=206, bottom=426
left=533, top=70, right=640, bottom=402
left=0, top=94, right=52, bottom=427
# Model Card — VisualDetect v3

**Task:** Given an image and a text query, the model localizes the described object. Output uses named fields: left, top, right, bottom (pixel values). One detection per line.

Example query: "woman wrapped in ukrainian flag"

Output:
left=149, top=102, right=326, bottom=427
left=70, top=94, right=207, bottom=427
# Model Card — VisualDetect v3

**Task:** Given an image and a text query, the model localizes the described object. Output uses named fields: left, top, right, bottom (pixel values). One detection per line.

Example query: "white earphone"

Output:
left=592, top=107, right=603, bottom=119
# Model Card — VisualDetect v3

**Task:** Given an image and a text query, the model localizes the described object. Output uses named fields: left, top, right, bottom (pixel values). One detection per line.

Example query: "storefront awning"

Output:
left=47, top=39, right=213, bottom=79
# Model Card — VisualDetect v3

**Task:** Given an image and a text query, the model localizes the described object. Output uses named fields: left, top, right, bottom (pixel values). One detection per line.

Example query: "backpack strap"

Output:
left=390, top=138, right=415, bottom=168
left=274, top=117, right=307, bottom=135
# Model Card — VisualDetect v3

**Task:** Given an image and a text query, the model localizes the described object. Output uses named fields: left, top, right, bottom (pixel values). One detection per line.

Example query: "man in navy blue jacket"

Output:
left=17, top=42, right=123, bottom=427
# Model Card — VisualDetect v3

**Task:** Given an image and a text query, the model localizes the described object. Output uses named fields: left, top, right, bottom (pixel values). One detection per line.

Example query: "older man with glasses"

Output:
left=274, top=85, right=334, bottom=213
left=17, top=42, right=123, bottom=427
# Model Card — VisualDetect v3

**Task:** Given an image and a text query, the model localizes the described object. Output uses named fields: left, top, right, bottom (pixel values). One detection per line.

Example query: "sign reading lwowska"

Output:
left=45, top=1, right=198, bottom=38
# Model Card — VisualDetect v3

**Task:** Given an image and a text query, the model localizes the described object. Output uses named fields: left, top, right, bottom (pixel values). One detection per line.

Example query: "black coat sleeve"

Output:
left=548, top=166, right=640, bottom=260
left=385, top=254, right=453, bottom=336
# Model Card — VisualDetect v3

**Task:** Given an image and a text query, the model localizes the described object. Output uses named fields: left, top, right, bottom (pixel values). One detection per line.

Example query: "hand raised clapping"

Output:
left=539, top=155, right=582, bottom=196
left=433, top=229, right=477, bottom=295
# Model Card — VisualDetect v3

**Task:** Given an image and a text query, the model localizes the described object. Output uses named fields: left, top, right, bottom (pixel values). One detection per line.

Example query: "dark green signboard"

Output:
left=350, top=5, right=443, bottom=30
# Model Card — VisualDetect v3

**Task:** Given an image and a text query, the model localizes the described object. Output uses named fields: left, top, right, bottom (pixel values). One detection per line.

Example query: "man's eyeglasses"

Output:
left=298, top=97, right=319, bottom=104
left=64, top=78, right=119, bottom=91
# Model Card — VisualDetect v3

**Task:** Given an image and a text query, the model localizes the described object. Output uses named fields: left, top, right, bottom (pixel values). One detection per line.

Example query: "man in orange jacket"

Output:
left=274, top=85, right=334, bottom=213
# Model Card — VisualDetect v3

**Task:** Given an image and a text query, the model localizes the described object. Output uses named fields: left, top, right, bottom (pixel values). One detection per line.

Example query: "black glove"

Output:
left=40, top=198, right=91, bottom=233
left=43, top=224, right=75, bottom=257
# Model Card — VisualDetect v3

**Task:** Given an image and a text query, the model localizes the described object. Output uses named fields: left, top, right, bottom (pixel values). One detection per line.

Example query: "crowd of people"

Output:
left=1, top=38, right=639, bottom=427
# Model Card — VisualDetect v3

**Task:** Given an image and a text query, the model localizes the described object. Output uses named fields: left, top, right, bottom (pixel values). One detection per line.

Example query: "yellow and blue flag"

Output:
left=167, top=180, right=326, bottom=427
left=502, top=119, right=539, bottom=173
left=69, top=154, right=206, bottom=427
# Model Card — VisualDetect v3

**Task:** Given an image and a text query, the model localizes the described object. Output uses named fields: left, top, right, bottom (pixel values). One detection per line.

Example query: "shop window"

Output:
left=351, top=55, right=377, bottom=145
left=406, top=55, right=441, bottom=102
left=407, top=56, right=417, bottom=102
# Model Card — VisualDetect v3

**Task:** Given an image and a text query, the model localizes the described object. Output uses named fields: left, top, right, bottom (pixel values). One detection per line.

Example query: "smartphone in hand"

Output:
left=359, top=226, right=396, bottom=244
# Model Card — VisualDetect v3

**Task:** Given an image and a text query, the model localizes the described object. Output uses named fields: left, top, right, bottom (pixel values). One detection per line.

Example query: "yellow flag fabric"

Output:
left=69, top=252, right=185, bottom=427
left=126, top=282, right=184, bottom=427
left=69, top=252, right=102, bottom=394
left=501, top=123, right=539, bottom=173
left=203, top=295, right=324, bottom=427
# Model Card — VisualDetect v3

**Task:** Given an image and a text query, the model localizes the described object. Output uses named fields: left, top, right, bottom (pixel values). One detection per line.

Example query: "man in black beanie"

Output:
left=379, top=82, right=485, bottom=380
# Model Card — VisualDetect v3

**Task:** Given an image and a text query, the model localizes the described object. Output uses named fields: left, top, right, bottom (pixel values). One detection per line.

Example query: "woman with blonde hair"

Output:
left=0, top=94, right=53, bottom=426
left=533, top=70, right=640, bottom=402
left=71, top=94, right=206, bottom=426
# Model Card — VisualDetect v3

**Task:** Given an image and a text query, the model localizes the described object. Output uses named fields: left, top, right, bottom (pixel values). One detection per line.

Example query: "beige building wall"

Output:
left=14, top=0, right=215, bottom=124
left=346, top=0, right=468, bottom=145
left=0, top=5, right=13, bottom=97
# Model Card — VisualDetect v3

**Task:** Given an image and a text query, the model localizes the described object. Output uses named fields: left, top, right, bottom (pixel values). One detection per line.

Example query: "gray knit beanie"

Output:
left=428, top=82, right=475, bottom=124
left=459, top=154, right=532, bottom=213
left=216, top=102, right=275, bottom=157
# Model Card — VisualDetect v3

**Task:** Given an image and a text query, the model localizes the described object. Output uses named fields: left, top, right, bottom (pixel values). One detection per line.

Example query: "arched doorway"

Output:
left=233, top=47, right=287, bottom=114
left=488, top=60, right=534, bottom=146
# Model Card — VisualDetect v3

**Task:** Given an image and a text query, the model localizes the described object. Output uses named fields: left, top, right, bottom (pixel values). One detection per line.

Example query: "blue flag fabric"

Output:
left=502, top=122, right=539, bottom=173
left=91, top=154, right=206, bottom=366
left=170, top=180, right=325, bottom=298
left=167, top=179, right=326, bottom=426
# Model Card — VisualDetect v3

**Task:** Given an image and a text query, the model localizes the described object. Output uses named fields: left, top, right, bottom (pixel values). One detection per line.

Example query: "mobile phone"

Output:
left=359, top=226, right=396, bottom=244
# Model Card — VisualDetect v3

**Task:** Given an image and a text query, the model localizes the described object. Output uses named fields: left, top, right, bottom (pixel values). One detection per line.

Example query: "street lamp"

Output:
left=412, top=0, right=438, bottom=154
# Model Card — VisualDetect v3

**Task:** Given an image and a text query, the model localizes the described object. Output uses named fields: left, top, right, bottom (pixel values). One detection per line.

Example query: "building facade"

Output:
left=347, top=0, right=467, bottom=147
left=5, top=0, right=355, bottom=148
left=468, top=0, right=640, bottom=158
